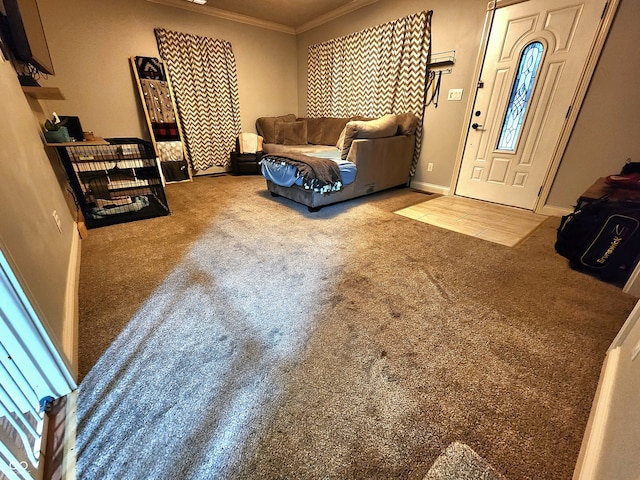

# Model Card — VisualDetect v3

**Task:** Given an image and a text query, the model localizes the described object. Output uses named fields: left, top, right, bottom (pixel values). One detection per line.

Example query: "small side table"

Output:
left=230, top=151, right=262, bottom=175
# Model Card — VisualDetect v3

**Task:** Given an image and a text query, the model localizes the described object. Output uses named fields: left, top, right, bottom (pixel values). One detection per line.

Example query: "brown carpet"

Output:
left=77, top=174, right=637, bottom=479
left=424, top=442, right=505, bottom=480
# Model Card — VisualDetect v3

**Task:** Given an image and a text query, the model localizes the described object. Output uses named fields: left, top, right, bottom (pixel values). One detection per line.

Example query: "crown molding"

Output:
left=147, top=0, right=379, bottom=36
left=147, top=0, right=296, bottom=35
left=295, top=0, right=379, bottom=34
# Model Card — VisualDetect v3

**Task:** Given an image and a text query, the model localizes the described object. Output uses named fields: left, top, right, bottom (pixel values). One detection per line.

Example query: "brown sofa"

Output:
left=256, top=113, right=418, bottom=211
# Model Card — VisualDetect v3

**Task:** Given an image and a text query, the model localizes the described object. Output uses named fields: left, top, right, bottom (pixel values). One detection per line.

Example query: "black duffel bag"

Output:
left=555, top=198, right=640, bottom=281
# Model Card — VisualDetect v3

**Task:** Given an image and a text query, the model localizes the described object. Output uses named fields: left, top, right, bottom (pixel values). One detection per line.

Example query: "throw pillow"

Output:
left=255, top=114, right=297, bottom=144
left=275, top=119, right=308, bottom=145
left=341, top=114, right=398, bottom=160
left=395, top=112, right=419, bottom=135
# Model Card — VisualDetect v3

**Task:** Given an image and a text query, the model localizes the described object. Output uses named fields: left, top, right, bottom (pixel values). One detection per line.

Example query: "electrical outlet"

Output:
left=447, top=88, right=463, bottom=101
left=52, top=210, right=62, bottom=233
left=427, top=163, right=434, bottom=172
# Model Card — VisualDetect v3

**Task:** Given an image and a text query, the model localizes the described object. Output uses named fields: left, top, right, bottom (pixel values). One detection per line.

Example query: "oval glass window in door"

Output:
left=496, top=41, right=544, bottom=151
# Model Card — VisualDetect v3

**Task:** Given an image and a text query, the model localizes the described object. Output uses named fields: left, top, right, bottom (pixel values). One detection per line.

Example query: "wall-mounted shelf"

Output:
left=22, top=86, right=65, bottom=100
left=428, top=50, right=456, bottom=74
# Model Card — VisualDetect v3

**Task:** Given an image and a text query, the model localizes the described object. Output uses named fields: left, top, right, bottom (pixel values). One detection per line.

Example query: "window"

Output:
left=497, top=41, right=544, bottom=151
left=0, top=249, right=75, bottom=478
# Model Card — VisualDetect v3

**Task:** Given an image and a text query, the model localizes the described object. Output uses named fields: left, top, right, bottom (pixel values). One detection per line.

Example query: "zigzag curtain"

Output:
left=155, top=28, right=241, bottom=172
left=307, top=11, right=432, bottom=175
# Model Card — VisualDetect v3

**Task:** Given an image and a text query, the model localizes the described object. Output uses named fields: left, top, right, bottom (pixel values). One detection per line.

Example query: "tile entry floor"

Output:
left=395, top=195, right=548, bottom=247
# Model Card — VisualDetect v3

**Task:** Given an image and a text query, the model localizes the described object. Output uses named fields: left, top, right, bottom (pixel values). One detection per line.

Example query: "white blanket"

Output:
left=238, top=133, right=263, bottom=154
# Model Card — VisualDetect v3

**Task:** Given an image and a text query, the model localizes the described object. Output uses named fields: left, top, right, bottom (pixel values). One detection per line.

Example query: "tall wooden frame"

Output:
left=129, top=56, right=192, bottom=183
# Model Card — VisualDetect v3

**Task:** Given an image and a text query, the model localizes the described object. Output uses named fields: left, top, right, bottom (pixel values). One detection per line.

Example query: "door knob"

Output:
left=472, top=123, right=484, bottom=130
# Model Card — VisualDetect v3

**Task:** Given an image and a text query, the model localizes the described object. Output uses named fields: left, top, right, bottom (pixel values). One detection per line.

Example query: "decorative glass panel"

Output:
left=497, top=42, right=544, bottom=151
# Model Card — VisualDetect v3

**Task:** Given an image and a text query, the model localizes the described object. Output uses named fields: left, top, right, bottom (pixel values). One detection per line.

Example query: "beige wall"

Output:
left=297, top=0, right=639, bottom=210
left=548, top=0, right=640, bottom=208
left=596, top=299, right=640, bottom=479
left=0, top=58, right=77, bottom=369
left=37, top=0, right=299, bottom=139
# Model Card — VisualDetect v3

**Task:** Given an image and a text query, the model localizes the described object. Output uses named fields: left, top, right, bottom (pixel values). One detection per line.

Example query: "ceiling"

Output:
left=148, top=0, right=380, bottom=34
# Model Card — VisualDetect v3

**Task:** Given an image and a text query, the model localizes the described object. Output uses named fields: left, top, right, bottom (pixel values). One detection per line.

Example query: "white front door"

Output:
left=455, top=0, right=607, bottom=210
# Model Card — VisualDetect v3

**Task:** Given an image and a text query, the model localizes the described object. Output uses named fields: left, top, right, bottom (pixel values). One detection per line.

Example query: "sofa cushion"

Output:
left=275, top=119, right=308, bottom=145
left=395, top=112, right=419, bottom=135
left=256, top=114, right=297, bottom=144
left=336, top=116, right=373, bottom=149
left=340, top=114, right=398, bottom=160
left=305, top=117, right=350, bottom=146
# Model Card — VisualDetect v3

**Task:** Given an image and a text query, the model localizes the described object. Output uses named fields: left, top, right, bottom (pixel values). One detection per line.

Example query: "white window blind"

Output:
left=0, top=249, right=76, bottom=479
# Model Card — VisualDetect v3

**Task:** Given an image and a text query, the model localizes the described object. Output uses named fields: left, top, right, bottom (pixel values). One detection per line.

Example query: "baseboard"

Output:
left=573, top=347, right=620, bottom=480
left=409, top=180, right=450, bottom=196
left=62, top=227, right=81, bottom=381
left=194, top=165, right=230, bottom=176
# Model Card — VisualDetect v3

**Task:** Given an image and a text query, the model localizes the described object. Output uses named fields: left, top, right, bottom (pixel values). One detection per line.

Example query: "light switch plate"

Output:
left=632, top=339, right=640, bottom=361
left=448, top=88, right=463, bottom=101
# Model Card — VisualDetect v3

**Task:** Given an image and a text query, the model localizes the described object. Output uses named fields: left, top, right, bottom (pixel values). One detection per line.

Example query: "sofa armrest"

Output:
left=346, top=135, right=415, bottom=178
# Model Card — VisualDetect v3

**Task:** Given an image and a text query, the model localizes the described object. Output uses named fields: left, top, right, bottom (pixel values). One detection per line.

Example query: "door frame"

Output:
left=449, top=0, right=620, bottom=214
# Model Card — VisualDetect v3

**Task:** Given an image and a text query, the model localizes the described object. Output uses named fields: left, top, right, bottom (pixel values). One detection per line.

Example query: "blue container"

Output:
left=44, top=126, right=71, bottom=143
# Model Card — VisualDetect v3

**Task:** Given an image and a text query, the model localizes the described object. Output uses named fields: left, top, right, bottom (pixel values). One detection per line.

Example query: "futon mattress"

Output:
left=261, top=150, right=356, bottom=188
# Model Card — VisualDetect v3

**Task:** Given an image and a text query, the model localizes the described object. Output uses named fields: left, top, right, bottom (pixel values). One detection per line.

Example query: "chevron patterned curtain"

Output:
left=155, top=28, right=241, bottom=172
left=307, top=11, right=432, bottom=175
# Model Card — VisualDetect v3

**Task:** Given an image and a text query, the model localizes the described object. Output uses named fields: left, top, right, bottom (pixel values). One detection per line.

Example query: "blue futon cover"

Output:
left=261, top=150, right=357, bottom=189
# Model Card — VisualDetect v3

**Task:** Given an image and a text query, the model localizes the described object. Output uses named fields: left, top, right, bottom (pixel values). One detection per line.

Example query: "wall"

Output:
left=0, top=57, right=77, bottom=371
left=36, top=0, right=299, bottom=139
left=595, top=299, right=640, bottom=479
left=297, top=0, right=639, bottom=210
left=574, top=299, right=640, bottom=479
left=296, top=0, right=488, bottom=193
left=547, top=0, right=640, bottom=209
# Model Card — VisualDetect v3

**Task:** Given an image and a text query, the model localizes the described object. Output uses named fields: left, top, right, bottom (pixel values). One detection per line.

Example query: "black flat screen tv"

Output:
left=3, top=0, right=54, bottom=75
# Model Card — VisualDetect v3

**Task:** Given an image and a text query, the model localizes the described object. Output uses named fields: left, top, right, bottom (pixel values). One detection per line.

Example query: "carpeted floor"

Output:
left=75, top=175, right=637, bottom=479
left=423, top=442, right=505, bottom=480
